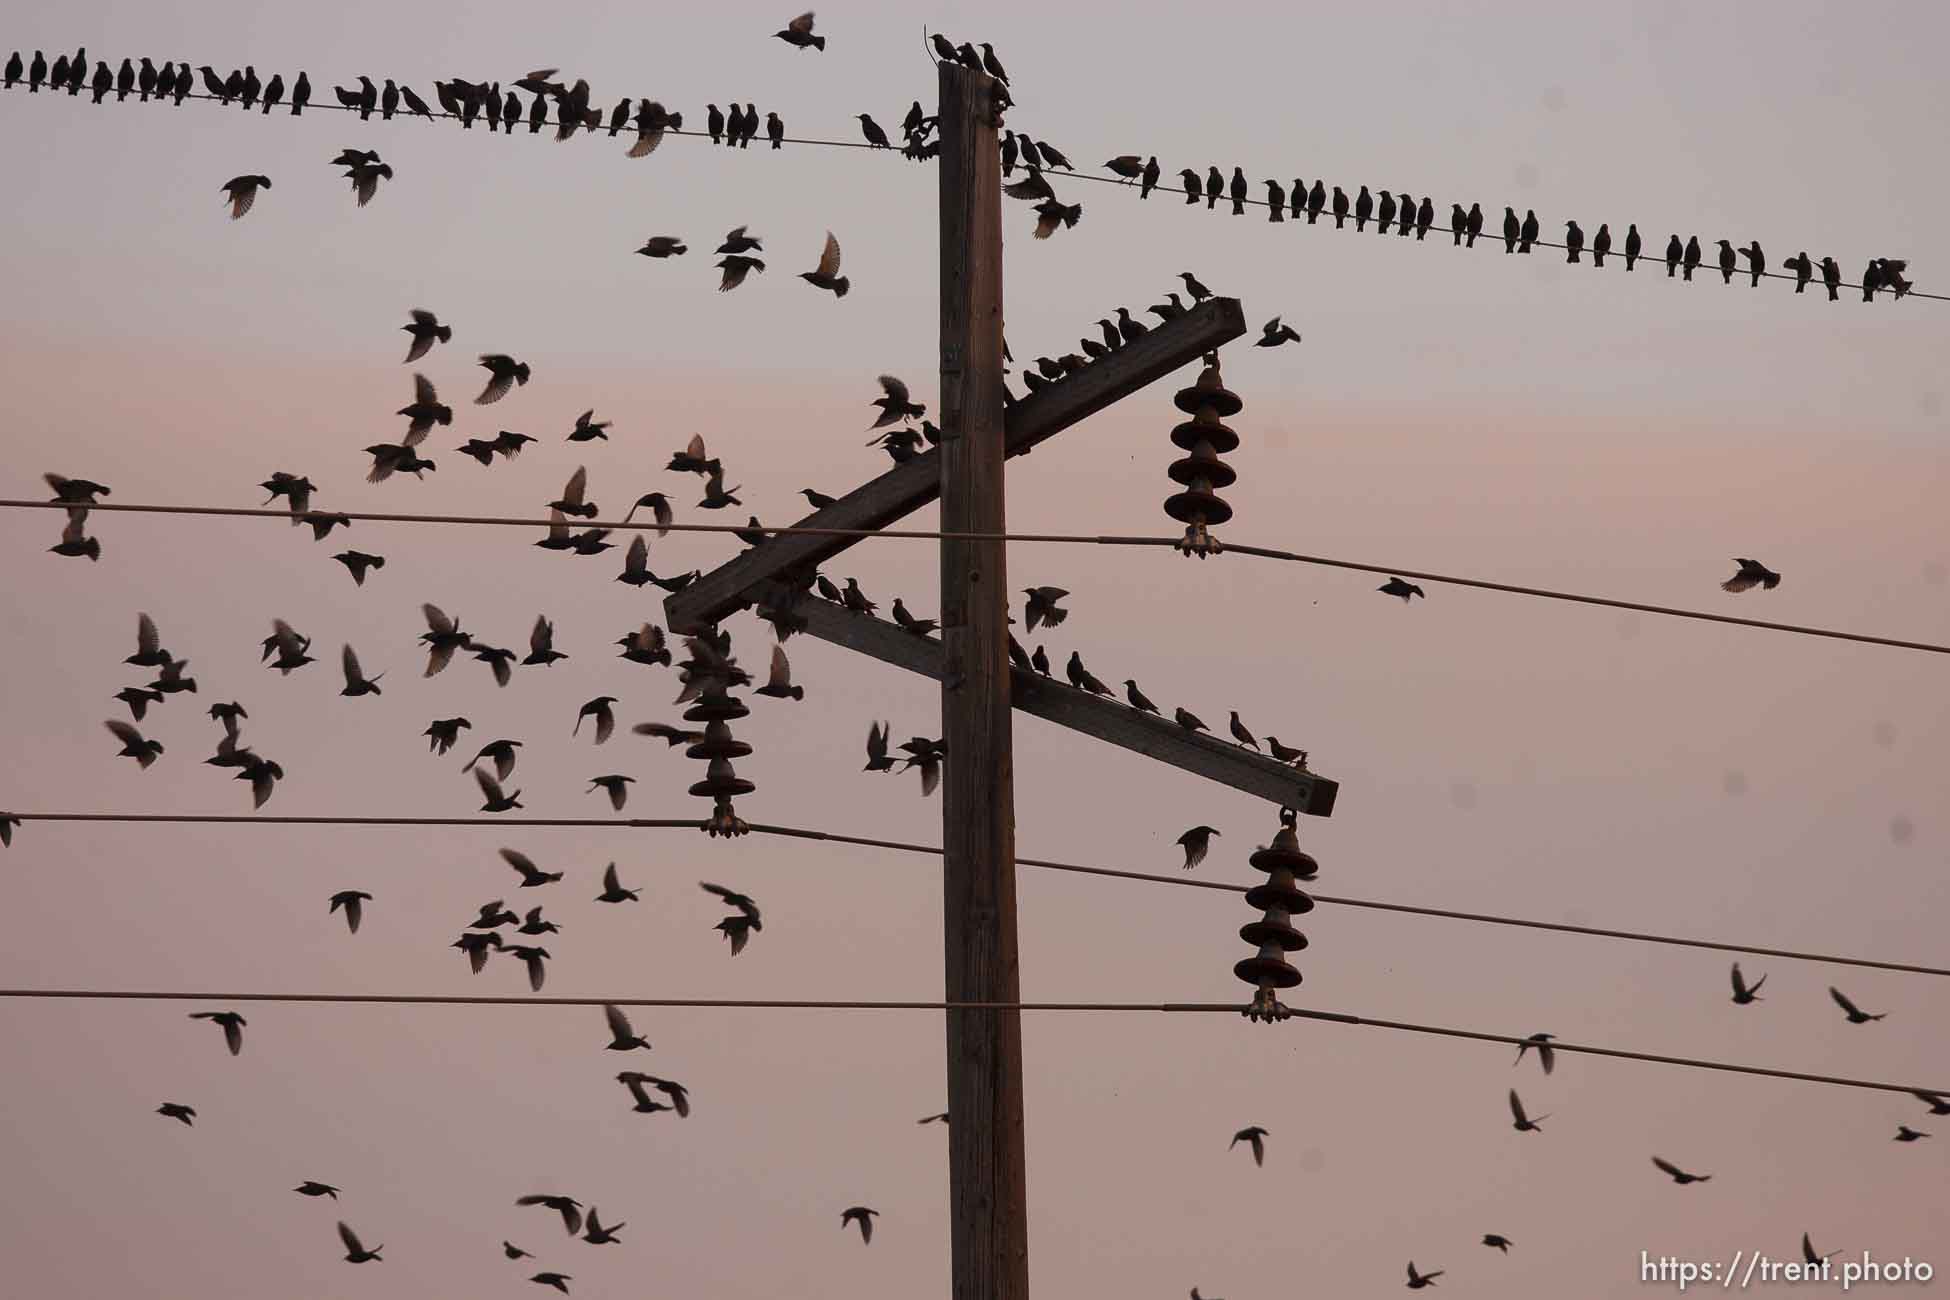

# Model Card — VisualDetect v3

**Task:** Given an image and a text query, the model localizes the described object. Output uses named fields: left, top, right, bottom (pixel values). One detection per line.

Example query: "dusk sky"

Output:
left=1, top=2, right=1946, bottom=1297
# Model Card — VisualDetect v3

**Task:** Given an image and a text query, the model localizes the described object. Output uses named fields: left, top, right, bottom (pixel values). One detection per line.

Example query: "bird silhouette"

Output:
left=1519, top=209, right=1538, bottom=252
left=864, top=721, right=896, bottom=772
left=530, top=1272, right=571, bottom=1292
left=841, top=1207, right=879, bottom=1244
left=1177, top=825, right=1220, bottom=870
left=1254, top=317, right=1301, bottom=348
left=594, top=862, right=640, bottom=903
left=340, top=645, right=382, bottom=696
left=1910, top=1090, right=1950, bottom=1116
left=1514, top=1032, right=1555, bottom=1074
left=329, top=890, right=371, bottom=934
left=1625, top=224, right=1642, bottom=270
left=1066, top=651, right=1111, bottom=696
left=524, top=616, right=567, bottom=667
left=1894, top=1126, right=1931, bottom=1142
left=106, top=719, right=164, bottom=768
left=1228, top=712, right=1260, bottom=750
left=1829, top=987, right=1884, bottom=1023
left=1502, top=206, right=1519, bottom=253
left=517, top=1195, right=584, bottom=1236
left=702, top=882, right=762, bottom=954
left=476, top=354, right=531, bottom=404
left=476, top=768, right=523, bottom=812
left=337, top=1221, right=382, bottom=1263
left=1122, top=679, right=1160, bottom=714
left=755, top=644, right=804, bottom=701
left=220, top=175, right=271, bottom=220
left=1482, top=1234, right=1512, bottom=1253
left=157, top=1102, right=196, bottom=1125
left=800, top=230, right=849, bottom=297
left=636, top=235, right=687, bottom=259
left=1729, top=963, right=1765, bottom=1004
left=1231, top=1126, right=1268, bottom=1166
left=1378, top=577, right=1424, bottom=601
left=602, top=1003, right=651, bottom=1051
left=502, top=849, right=562, bottom=888
left=567, top=410, right=611, bottom=443
left=857, top=113, right=890, bottom=147
left=1022, top=586, right=1069, bottom=631
left=1785, top=251, right=1812, bottom=293
left=333, top=550, right=383, bottom=593
left=504, top=944, right=551, bottom=991
left=1174, top=706, right=1209, bottom=734
left=573, top=697, right=617, bottom=744
left=295, top=1181, right=339, bottom=1199
left=1406, top=1261, right=1444, bottom=1289
left=1664, top=234, right=1683, bottom=277
left=1376, top=190, right=1396, bottom=234
left=1564, top=220, right=1584, bottom=263
left=423, top=718, right=471, bottom=756
left=1592, top=223, right=1611, bottom=267
left=189, top=1010, right=246, bottom=1056
left=1683, top=236, right=1701, bottom=280
left=1354, top=186, right=1373, bottom=231
left=1508, top=1088, right=1548, bottom=1132
left=1721, top=558, right=1780, bottom=593
left=1742, top=241, right=1766, bottom=287
left=1651, top=1156, right=1711, bottom=1184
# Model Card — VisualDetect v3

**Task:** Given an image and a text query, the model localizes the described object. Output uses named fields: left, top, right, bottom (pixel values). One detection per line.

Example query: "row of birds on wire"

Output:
left=5, top=33, right=1921, bottom=301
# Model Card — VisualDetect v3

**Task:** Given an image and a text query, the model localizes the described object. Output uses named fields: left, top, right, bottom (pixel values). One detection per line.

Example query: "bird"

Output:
left=1376, top=190, right=1396, bottom=234
left=1406, top=1261, right=1444, bottom=1289
left=636, top=235, right=687, bottom=259
left=1785, top=251, right=1813, bottom=293
left=1651, top=1156, right=1711, bottom=1185
left=1115, top=307, right=1148, bottom=344
left=398, top=372, right=455, bottom=439
left=424, top=718, right=471, bottom=756
left=1378, top=577, right=1424, bottom=601
left=466, top=739, right=523, bottom=781
left=157, top=1102, right=196, bottom=1125
left=919, top=1111, right=949, bottom=1125
left=1910, top=1090, right=1950, bottom=1116
left=1022, top=586, right=1069, bottom=631
left=755, top=645, right=804, bottom=701
left=1231, top=1126, right=1268, bottom=1166
left=473, top=355, right=530, bottom=406
left=1664, top=234, right=1684, bottom=277
left=476, top=769, right=524, bottom=813
left=530, top=1272, right=572, bottom=1292
left=870, top=375, right=926, bottom=428
left=1177, top=825, right=1220, bottom=870
left=1683, top=236, right=1702, bottom=281
left=524, top=616, right=567, bottom=667
left=841, top=1207, right=879, bottom=1244
left=1591, top=223, right=1612, bottom=267
left=702, top=882, right=762, bottom=954
left=774, top=12, right=825, bottom=50
left=340, top=645, right=382, bottom=697
left=1742, top=241, right=1766, bottom=287
left=502, top=848, right=562, bottom=888
left=105, top=720, right=164, bottom=768
left=841, top=578, right=878, bottom=614
left=1255, top=317, right=1301, bottom=347
left=582, top=1208, right=625, bottom=1244
left=1828, top=987, right=1884, bottom=1024
left=716, top=254, right=766, bottom=292
left=504, top=1242, right=533, bottom=1260
left=857, top=113, right=890, bottom=147
left=863, top=721, right=896, bottom=773
left=1139, top=156, right=1161, bottom=198
left=1518, top=209, right=1538, bottom=253
left=567, top=410, right=611, bottom=443
left=1416, top=196, right=1434, bottom=239
left=800, top=230, right=849, bottom=297
left=1203, top=166, right=1224, bottom=210
left=329, top=890, right=371, bottom=934
left=1508, top=1088, right=1548, bottom=1132
left=189, top=1010, right=246, bottom=1056
left=602, top=1003, right=651, bottom=1051
left=1229, top=166, right=1248, bottom=215
left=1228, top=712, right=1260, bottom=750
left=1066, top=651, right=1112, bottom=696
left=1729, top=963, right=1765, bottom=1004
left=1482, top=1234, right=1512, bottom=1253
left=1122, top=680, right=1160, bottom=714
left=594, top=862, right=639, bottom=903
left=1894, top=1126, right=1931, bottom=1142
left=1624, top=224, right=1642, bottom=270
left=581, top=774, right=634, bottom=813
left=1174, top=706, right=1209, bottom=734
left=1713, top=239, right=1736, bottom=285
left=1514, top=1032, right=1556, bottom=1074
left=220, top=174, right=271, bottom=220
left=1105, top=155, right=1146, bottom=183
left=1354, top=185, right=1373, bottom=231
left=295, top=1182, right=340, bottom=1199
left=1265, top=737, right=1308, bottom=767
left=1030, top=645, right=1051, bottom=677
left=114, top=687, right=164, bottom=721
left=1032, top=199, right=1083, bottom=240
left=1564, top=220, right=1584, bottom=263
left=337, top=1221, right=382, bottom=1263
left=453, top=931, right=503, bottom=973
left=1820, top=256, right=1842, bottom=300
left=1720, top=558, right=1780, bottom=593
left=333, top=551, right=385, bottom=586
left=618, top=1071, right=690, bottom=1117
left=505, top=944, right=551, bottom=991
left=573, top=697, right=617, bottom=744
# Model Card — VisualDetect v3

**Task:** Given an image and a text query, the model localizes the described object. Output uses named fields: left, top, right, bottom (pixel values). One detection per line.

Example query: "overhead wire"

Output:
left=10, top=812, right=1946, bottom=978
left=0, top=985, right=1938, bottom=1097
left=7, top=498, right=1946, bottom=656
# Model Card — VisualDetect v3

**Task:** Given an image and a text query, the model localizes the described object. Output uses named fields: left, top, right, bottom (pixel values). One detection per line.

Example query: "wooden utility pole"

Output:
left=935, top=60, right=1028, bottom=1300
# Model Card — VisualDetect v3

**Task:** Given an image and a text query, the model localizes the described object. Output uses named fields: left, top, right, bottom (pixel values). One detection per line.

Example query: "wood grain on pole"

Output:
left=937, top=61, right=1028, bottom=1300
left=752, top=580, right=1338, bottom=814
left=664, top=297, right=1249, bottom=633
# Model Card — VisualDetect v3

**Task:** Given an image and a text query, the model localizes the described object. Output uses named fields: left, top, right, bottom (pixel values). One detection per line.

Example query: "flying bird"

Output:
left=475, top=354, right=531, bottom=404
left=574, top=697, right=617, bottom=743
left=105, top=719, right=164, bottom=768
left=1023, top=586, right=1069, bottom=631
left=800, top=230, right=849, bottom=297
left=157, top=1102, right=196, bottom=1125
left=755, top=644, right=804, bottom=701
left=871, top=375, right=926, bottom=427
left=337, top=1221, right=382, bottom=1263
left=1177, top=825, right=1220, bottom=871
left=776, top=12, right=825, bottom=51
left=505, top=944, right=551, bottom=991
left=1720, top=558, right=1780, bottom=593
left=295, top=1182, right=339, bottom=1199
left=329, top=890, right=371, bottom=934
left=333, top=551, right=385, bottom=586
left=567, top=410, right=612, bottom=443
left=1406, top=1261, right=1444, bottom=1289
left=603, top=1002, right=651, bottom=1051
left=524, top=616, right=567, bottom=667
left=1729, top=963, right=1765, bottom=1004
left=476, top=768, right=524, bottom=812
left=530, top=1273, right=572, bottom=1293
left=1378, top=577, right=1424, bottom=601
left=189, top=1010, right=247, bottom=1056
left=340, top=644, right=382, bottom=696
left=595, top=861, right=640, bottom=903
left=1828, top=987, right=1884, bottom=1024
left=516, top=1195, right=584, bottom=1237
left=863, top=720, right=895, bottom=772
left=636, top=235, right=687, bottom=258
left=419, top=604, right=470, bottom=675
left=581, top=1208, right=625, bottom=1244
left=1508, top=1089, right=1548, bottom=1132
left=1894, top=1126, right=1931, bottom=1142
left=1231, top=1126, right=1268, bottom=1166
left=220, top=174, right=271, bottom=220
left=702, top=881, right=762, bottom=954
left=424, top=717, right=471, bottom=755
left=502, top=848, right=562, bottom=888
left=841, top=1207, right=879, bottom=1244
left=1482, top=1234, right=1512, bottom=1253
left=1255, top=317, right=1301, bottom=347
left=716, top=254, right=766, bottom=292
left=1651, top=1156, right=1711, bottom=1185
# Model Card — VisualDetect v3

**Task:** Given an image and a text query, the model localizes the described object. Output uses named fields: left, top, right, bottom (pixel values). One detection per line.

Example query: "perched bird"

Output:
left=1178, top=168, right=1202, bottom=205
left=1742, top=241, right=1766, bottom=287
left=424, top=718, right=471, bottom=756
left=106, top=719, right=164, bottom=768
left=329, top=890, right=371, bottom=935
left=339, top=645, right=383, bottom=697
left=1228, top=166, right=1248, bottom=216
left=333, top=551, right=385, bottom=586
left=476, top=768, right=524, bottom=813
left=1894, top=1126, right=1931, bottom=1142
left=1378, top=577, right=1424, bottom=601
left=702, top=882, right=762, bottom=954
left=800, top=230, right=849, bottom=297
left=1231, top=1126, right=1268, bottom=1166
left=476, top=354, right=531, bottom=405
left=1354, top=185, right=1373, bottom=231
left=1228, top=711, right=1260, bottom=750
left=1174, top=706, right=1208, bottom=734
left=1482, top=1235, right=1512, bottom=1253
left=1122, top=680, right=1160, bottom=714
left=602, top=1002, right=651, bottom=1051
left=857, top=113, right=890, bottom=148
left=1255, top=316, right=1301, bottom=348
left=1066, top=651, right=1111, bottom=696
left=1518, top=209, right=1538, bottom=253
left=502, top=848, right=562, bottom=888
left=1502, top=206, right=1519, bottom=253
left=1624, top=224, right=1642, bottom=270
left=295, top=1181, right=340, bottom=1199
left=1592, top=223, right=1612, bottom=267
left=755, top=644, right=804, bottom=701
left=337, top=1221, right=383, bottom=1263
left=1140, top=156, right=1160, bottom=198
left=1820, top=256, right=1842, bottom=301
left=1406, top=1262, right=1444, bottom=1289
left=1514, top=1032, right=1556, bottom=1075
left=1785, top=251, right=1813, bottom=293
left=841, top=578, right=878, bottom=615
left=1683, top=236, right=1702, bottom=281
left=1376, top=190, right=1396, bottom=234
left=1651, top=1156, right=1711, bottom=1185
left=567, top=410, right=612, bottom=442
left=1449, top=203, right=1468, bottom=246
left=1729, top=963, right=1765, bottom=1004
left=1665, top=234, right=1683, bottom=277
left=1416, top=196, right=1434, bottom=239
left=1265, top=737, right=1307, bottom=767
left=1829, top=987, right=1884, bottom=1023
left=189, top=1010, right=247, bottom=1056
left=157, top=1102, right=196, bottom=1126
left=221, top=174, right=271, bottom=220
left=841, top=1207, right=879, bottom=1244
left=517, top=1195, right=584, bottom=1237
left=1177, top=825, right=1220, bottom=870
left=1508, top=1088, right=1548, bottom=1132
left=594, top=861, right=639, bottom=903
left=1115, top=307, right=1148, bottom=343
left=1564, top=220, right=1584, bottom=263
left=1720, top=558, right=1780, bottom=593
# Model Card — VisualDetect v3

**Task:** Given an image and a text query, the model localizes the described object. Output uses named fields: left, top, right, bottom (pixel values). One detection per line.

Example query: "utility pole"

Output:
left=935, top=59, right=1027, bottom=1300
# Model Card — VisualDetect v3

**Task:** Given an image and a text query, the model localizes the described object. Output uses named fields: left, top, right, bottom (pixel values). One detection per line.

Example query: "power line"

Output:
left=12, top=813, right=1945, bottom=978
left=0, top=985, right=1938, bottom=1097
left=9, top=498, right=1946, bottom=656
left=5, top=78, right=1939, bottom=304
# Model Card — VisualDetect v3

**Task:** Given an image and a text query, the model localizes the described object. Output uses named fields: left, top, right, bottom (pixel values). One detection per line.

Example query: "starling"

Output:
left=1378, top=577, right=1424, bottom=601
left=1354, top=185, right=1373, bottom=231
left=1564, top=220, right=1584, bottom=263
left=1624, top=223, right=1641, bottom=270
left=841, top=1207, right=879, bottom=1244
left=339, top=644, right=383, bottom=696
left=1820, top=256, right=1841, bottom=300
left=188, top=1010, right=247, bottom=1056
left=329, top=890, right=371, bottom=934
left=334, top=551, right=384, bottom=586
left=1683, top=236, right=1701, bottom=281
left=573, top=696, right=617, bottom=744
left=1729, top=962, right=1765, bottom=1004
left=337, top=1221, right=383, bottom=1263
left=595, top=861, right=639, bottom=901
left=567, top=410, right=612, bottom=442
left=1177, top=825, right=1219, bottom=870
left=1230, top=1126, right=1267, bottom=1166
left=1265, top=179, right=1285, bottom=220
left=1720, top=558, right=1780, bottom=593
left=1375, top=189, right=1396, bottom=234
left=1180, top=271, right=1212, bottom=302
left=1785, top=251, right=1812, bottom=293
left=857, top=114, right=890, bottom=147
left=1229, top=166, right=1248, bottom=215
left=1406, top=1263, right=1444, bottom=1289
left=1741, top=241, right=1765, bottom=287
left=401, top=309, right=451, bottom=363
left=1174, top=706, right=1208, bottom=733
left=424, top=717, right=471, bottom=755
left=1122, top=679, right=1160, bottom=714
left=1483, top=1235, right=1512, bottom=1253
left=1023, top=586, right=1069, bottom=630
left=1828, top=987, right=1884, bottom=1023
left=476, top=354, right=531, bottom=404
left=776, top=12, right=825, bottom=51
left=1179, top=168, right=1202, bottom=204
left=220, top=174, right=271, bottom=220
left=1502, top=206, right=1519, bottom=253
left=717, top=255, right=766, bottom=292
left=1592, top=222, right=1611, bottom=267
left=1716, top=239, right=1737, bottom=284
left=157, top=1102, right=196, bottom=1125
left=1508, top=1088, right=1548, bottom=1132
left=1513, top=1032, right=1556, bottom=1074
left=105, top=719, right=164, bottom=768
left=1227, top=711, right=1260, bottom=750
left=1519, top=209, right=1538, bottom=252
left=755, top=644, right=804, bottom=700
left=296, top=1182, right=340, bottom=1199
left=1255, top=316, right=1301, bottom=347
left=1651, top=1157, right=1711, bottom=1185
left=800, top=230, right=849, bottom=297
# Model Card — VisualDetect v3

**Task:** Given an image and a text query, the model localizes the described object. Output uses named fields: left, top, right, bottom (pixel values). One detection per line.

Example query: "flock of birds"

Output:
left=8, top=12, right=1935, bottom=1296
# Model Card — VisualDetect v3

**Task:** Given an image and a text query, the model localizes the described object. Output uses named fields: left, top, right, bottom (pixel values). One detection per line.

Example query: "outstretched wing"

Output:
left=814, top=230, right=841, bottom=278
left=878, top=374, right=911, bottom=406
left=337, top=1221, right=365, bottom=1254
left=341, top=644, right=364, bottom=686
left=561, top=465, right=587, bottom=507
left=604, top=1002, right=634, bottom=1041
left=767, top=644, right=792, bottom=690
